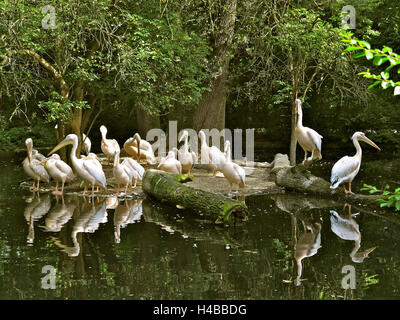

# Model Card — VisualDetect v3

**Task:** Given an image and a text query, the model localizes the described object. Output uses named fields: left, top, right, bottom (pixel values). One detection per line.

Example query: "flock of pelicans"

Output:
left=22, top=124, right=245, bottom=197
left=22, top=99, right=381, bottom=197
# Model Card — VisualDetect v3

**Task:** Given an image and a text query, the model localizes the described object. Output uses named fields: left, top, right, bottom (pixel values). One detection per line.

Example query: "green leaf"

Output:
left=365, top=51, right=374, bottom=60
left=345, top=46, right=362, bottom=52
left=381, top=71, right=390, bottom=80
left=368, top=81, right=381, bottom=90
left=352, top=51, right=366, bottom=59
left=359, top=41, right=371, bottom=49
left=373, top=56, right=388, bottom=66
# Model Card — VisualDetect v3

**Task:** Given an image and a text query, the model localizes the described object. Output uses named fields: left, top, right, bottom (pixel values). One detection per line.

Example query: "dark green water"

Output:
left=1, top=157, right=400, bottom=300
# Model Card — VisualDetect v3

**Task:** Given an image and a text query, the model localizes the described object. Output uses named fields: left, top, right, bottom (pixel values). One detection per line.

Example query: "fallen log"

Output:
left=271, top=154, right=382, bottom=206
left=142, top=169, right=249, bottom=224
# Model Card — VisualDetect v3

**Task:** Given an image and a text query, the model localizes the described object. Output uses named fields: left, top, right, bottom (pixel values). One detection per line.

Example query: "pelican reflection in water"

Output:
left=40, top=196, right=76, bottom=232
left=294, top=220, right=322, bottom=286
left=330, top=204, right=376, bottom=263
left=24, top=193, right=51, bottom=244
left=51, top=198, right=107, bottom=257
left=113, top=199, right=143, bottom=243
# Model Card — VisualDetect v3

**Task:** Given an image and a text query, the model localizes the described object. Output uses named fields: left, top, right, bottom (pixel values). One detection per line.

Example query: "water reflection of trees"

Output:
left=11, top=192, right=389, bottom=299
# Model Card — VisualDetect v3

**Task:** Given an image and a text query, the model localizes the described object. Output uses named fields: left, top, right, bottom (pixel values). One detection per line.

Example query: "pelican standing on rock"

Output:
left=48, top=134, right=107, bottom=196
left=221, top=140, right=246, bottom=194
left=294, top=99, right=323, bottom=164
left=158, top=150, right=182, bottom=174
left=124, top=133, right=156, bottom=164
left=44, top=154, right=75, bottom=195
left=198, top=130, right=226, bottom=176
left=100, top=125, right=120, bottom=164
left=330, top=132, right=381, bottom=194
left=176, top=130, right=197, bottom=174
left=23, top=138, right=50, bottom=191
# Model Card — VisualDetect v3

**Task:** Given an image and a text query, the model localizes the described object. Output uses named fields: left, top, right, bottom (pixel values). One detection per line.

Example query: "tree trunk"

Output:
left=136, top=108, right=160, bottom=138
left=192, top=0, right=237, bottom=131
left=142, top=169, right=248, bottom=224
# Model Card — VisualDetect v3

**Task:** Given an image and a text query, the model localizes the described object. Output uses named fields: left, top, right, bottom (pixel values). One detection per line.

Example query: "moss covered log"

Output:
left=142, top=169, right=248, bottom=224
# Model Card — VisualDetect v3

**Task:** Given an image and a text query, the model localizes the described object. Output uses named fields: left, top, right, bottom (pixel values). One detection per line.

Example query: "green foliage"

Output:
left=341, top=32, right=400, bottom=95
left=361, top=184, right=400, bottom=211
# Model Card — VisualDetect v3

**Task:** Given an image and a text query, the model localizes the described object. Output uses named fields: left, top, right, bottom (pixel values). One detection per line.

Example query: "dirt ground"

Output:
left=20, top=154, right=283, bottom=198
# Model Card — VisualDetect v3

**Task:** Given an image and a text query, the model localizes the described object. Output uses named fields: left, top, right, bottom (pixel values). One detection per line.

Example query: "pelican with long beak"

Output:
left=158, top=150, right=182, bottom=174
left=23, top=138, right=50, bottom=191
left=44, top=154, right=75, bottom=195
left=48, top=134, right=107, bottom=196
left=176, top=130, right=197, bottom=174
left=100, top=125, right=120, bottom=164
left=295, top=99, right=323, bottom=164
left=330, top=132, right=381, bottom=194
left=123, top=133, right=156, bottom=164
left=221, top=140, right=246, bottom=194
left=198, top=130, right=226, bottom=176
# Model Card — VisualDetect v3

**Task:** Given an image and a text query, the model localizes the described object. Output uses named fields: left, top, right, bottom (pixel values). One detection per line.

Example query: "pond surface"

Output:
left=1, top=156, right=400, bottom=300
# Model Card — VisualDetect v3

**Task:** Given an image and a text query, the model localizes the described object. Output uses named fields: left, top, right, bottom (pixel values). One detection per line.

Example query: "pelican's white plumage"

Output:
left=294, top=99, right=323, bottom=163
left=330, top=132, right=380, bottom=194
left=158, top=150, right=182, bottom=174
left=220, top=140, right=246, bottom=194
left=49, top=134, right=106, bottom=195
left=123, top=133, right=156, bottom=164
left=82, top=133, right=91, bottom=156
left=100, top=125, right=120, bottom=164
left=198, top=130, right=226, bottom=176
left=113, top=150, right=139, bottom=193
left=24, top=138, right=50, bottom=191
left=44, top=154, right=75, bottom=195
left=176, top=130, right=197, bottom=174
left=121, top=157, right=145, bottom=180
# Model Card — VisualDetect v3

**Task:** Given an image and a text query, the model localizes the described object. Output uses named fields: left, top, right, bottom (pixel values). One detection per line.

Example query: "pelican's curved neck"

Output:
left=199, top=132, right=207, bottom=148
left=352, top=136, right=362, bottom=158
left=296, top=105, right=303, bottom=128
left=70, top=138, right=79, bottom=163
left=183, top=135, right=189, bottom=152
left=350, top=237, right=361, bottom=258
left=114, top=152, right=120, bottom=167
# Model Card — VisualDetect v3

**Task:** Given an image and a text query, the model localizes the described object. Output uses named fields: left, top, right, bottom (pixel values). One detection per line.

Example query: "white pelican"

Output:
left=198, top=130, right=226, bottom=176
left=100, top=125, right=120, bottom=164
left=82, top=133, right=91, bottom=156
left=330, top=205, right=376, bottom=263
left=121, top=157, right=145, bottom=181
left=44, top=154, right=75, bottom=195
left=113, top=150, right=140, bottom=194
left=23, top=147, right=45, bottom=190
left=220, top=140, right=246, bottom=194
left=330, top=132, right=381, bottom=194
left=23, top=138, right=50, bottom=191
left=123, top=133, right=156, bottom=164
left=48, top=134, right=107, bottom=196
left=295, top=99, right=323, bottom=163
left=158, top=150, right=182, bottom=174
left=176, top=130, right=197, bottom=174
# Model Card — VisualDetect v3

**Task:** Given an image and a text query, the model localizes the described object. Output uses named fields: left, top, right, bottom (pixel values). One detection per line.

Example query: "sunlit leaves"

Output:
left=361, top=184, right=400, bottom=211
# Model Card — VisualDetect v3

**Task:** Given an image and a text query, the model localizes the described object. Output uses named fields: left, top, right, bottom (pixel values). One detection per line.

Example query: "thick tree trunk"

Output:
left=136, top=108, right=160, bottom=138
left=192, top=0, right=237, bottom=131
left=142, top=169, right=248, bottom=224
